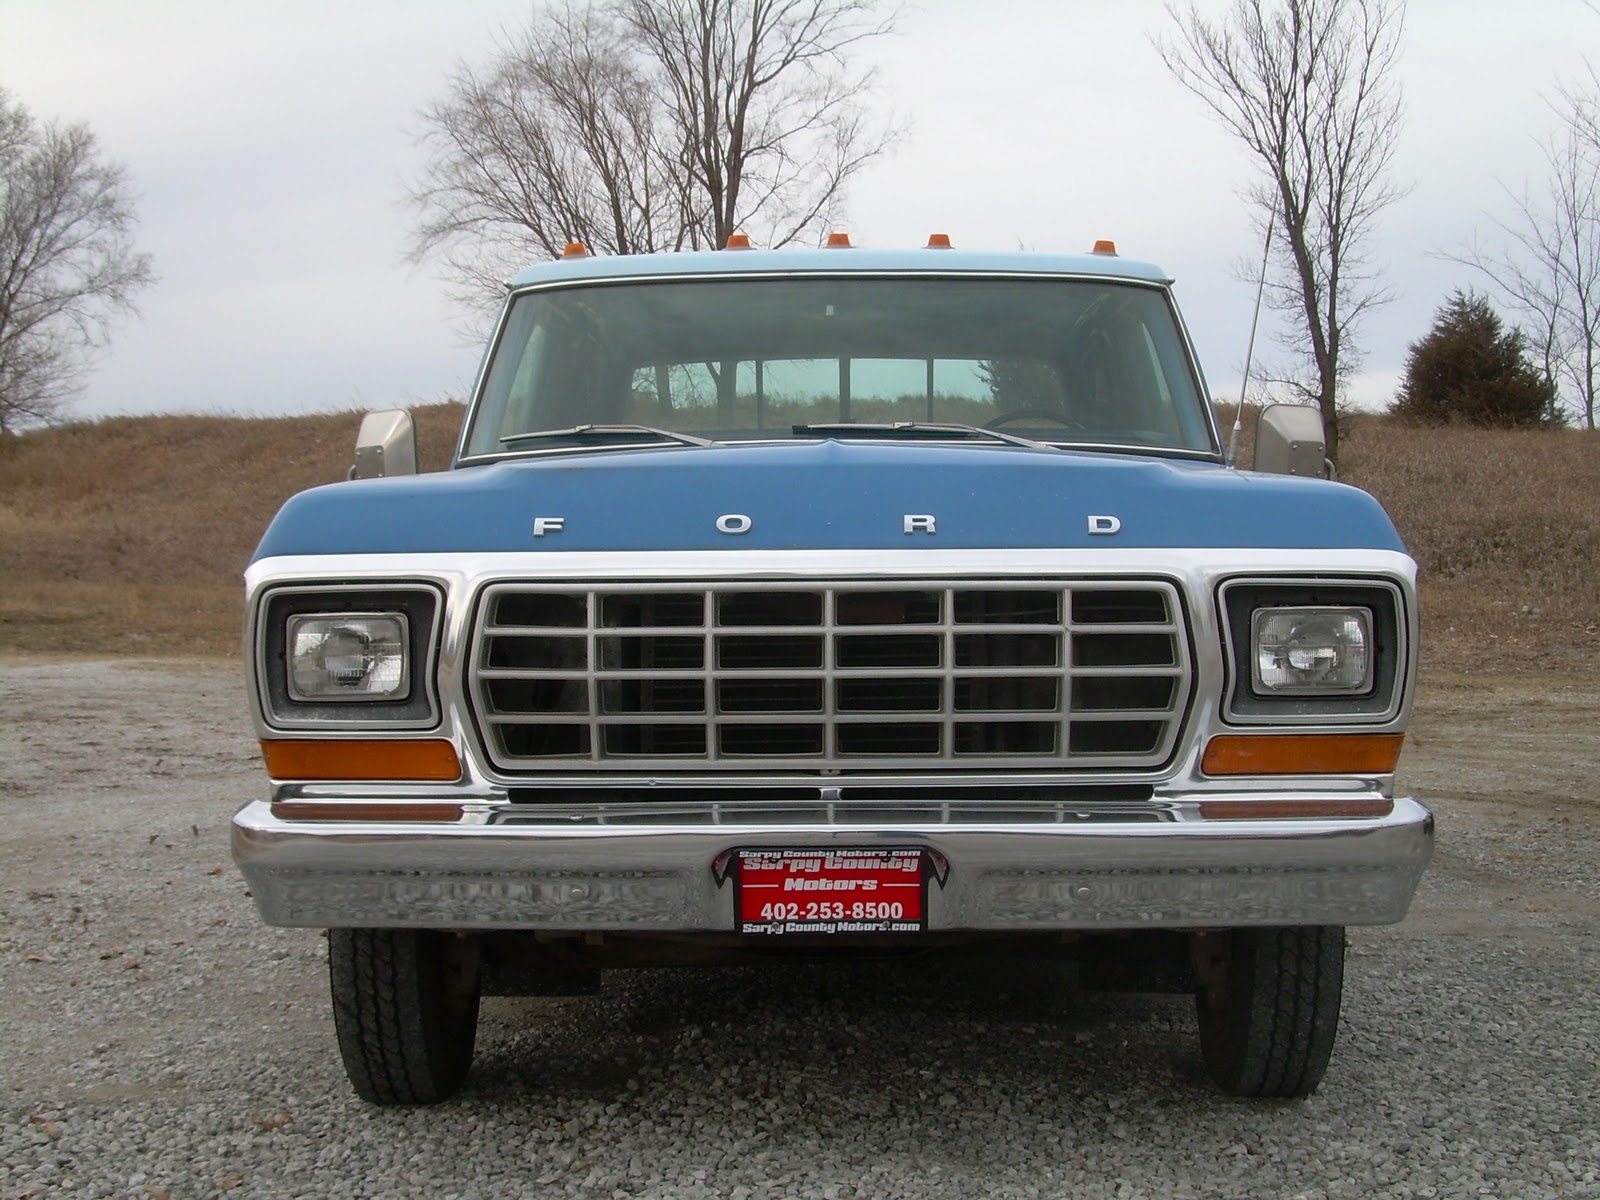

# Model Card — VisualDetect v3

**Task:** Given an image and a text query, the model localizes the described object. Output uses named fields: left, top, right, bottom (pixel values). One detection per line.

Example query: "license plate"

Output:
left=731, top=848, right=930, bottom=935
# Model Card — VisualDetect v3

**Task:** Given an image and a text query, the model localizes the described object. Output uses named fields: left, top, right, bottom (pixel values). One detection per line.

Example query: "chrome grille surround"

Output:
left=468, top=579, right=1192, bottom=772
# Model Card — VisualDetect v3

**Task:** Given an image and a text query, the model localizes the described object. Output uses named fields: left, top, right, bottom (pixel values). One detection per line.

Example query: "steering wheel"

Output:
left=985, top=409, right=1082, bottom=430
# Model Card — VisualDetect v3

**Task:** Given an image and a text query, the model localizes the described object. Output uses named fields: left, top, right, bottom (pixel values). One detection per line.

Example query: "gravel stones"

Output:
left=2, top=660, right=1598, bottom=1198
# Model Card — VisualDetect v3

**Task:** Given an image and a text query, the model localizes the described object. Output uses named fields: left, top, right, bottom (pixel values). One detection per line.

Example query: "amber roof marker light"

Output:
left=1091, top=239, right=1119, bottom=256
left=926, top=233, right=953, bottom=249
left=824, top=232, right=853, bottom=248
left=560, top=241, right=591, bottom=259
left=724, top=233, right=752, bottom=249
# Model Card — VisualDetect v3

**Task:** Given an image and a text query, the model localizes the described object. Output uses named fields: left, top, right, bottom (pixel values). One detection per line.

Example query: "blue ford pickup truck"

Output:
left=231, top=241, right=1433, bottom=1104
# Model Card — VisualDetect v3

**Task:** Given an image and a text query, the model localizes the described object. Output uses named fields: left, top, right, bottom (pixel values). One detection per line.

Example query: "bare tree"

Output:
left=1450, top=90, right=1600, bottom=429
left=409, top=0, right=895, bottom=310
left=411, top=4, right=676, bottom=306
left=622, top=0, right=895, bottom=251
left=0, top=90, right=155, bottom=435
left=1155, top=0, right=1406, bottom=467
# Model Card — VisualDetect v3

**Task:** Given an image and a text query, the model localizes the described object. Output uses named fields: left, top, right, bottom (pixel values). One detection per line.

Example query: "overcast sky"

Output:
left=0, top=0, right=1590, bottom=422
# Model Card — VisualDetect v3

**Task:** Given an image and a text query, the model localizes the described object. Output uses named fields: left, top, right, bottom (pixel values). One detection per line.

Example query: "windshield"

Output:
left=461, top=275, right=1217, bottom=459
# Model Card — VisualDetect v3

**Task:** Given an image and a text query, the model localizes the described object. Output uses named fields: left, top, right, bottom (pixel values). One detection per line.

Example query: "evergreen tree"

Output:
left=1393, top=290, right=1558, bottom=427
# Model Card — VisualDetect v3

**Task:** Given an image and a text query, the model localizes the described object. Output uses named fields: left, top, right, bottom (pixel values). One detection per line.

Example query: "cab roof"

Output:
left=504, top=245, right=1174, bottom=289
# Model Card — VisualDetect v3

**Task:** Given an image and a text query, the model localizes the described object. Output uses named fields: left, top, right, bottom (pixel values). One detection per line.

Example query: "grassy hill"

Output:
left=1, top=406, right=1595, bottom=672
left=0, top=404, right=464, bottom=657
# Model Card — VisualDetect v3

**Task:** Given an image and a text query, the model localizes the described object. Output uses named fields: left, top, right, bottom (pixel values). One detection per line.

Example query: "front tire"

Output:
left=328, top=928, right=481, bottom=1105
left=1192, top=925, right=1344, bottom=1098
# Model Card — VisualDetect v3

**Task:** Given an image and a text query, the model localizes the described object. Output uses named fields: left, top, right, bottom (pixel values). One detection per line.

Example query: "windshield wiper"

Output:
left=499, top=424, right=714, bottom=448
left=791, top=421, right=1051, bottom=449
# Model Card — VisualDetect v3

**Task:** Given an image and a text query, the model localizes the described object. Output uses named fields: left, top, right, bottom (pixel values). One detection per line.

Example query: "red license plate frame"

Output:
left=730, top=847, right=931, bottom=935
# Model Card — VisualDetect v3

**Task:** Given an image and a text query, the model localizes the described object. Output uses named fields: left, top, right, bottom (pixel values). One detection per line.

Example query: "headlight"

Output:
left=1219, top=579, right=1407, bottom=724
left=1252, top=607, right=1372, bottom=694
left=255, top=584, right=441, bottom=729
left=288, top=614, right=409, bottom=701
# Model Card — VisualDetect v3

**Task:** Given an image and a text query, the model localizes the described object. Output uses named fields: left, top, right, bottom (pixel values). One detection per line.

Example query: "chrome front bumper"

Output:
left=231, top=797, right=1434, bottom=931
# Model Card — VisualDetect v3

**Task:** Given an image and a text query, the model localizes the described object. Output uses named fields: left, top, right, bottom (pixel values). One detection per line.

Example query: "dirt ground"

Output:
left=1, top=658, right=1596, bottom=1198
left=1388, top=668, right=1600, bottom=933
left=3, top=657, right=1596, bottom=1024
left=2, top=658, right=1596, bottom=1035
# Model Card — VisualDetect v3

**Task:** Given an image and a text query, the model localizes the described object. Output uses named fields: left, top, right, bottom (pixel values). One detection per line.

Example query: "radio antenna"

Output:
left=1228, top=214, right=1275, bottom=468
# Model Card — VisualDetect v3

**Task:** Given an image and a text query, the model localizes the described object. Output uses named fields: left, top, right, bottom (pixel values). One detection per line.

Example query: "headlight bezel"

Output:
left=256, top=583, right=443, bottom=730
left=1219, top=578, right=1407, bottom=725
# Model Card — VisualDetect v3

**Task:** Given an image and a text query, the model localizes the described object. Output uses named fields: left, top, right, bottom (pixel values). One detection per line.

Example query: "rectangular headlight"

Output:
left=1252, top=606, right=1372, bottom=694
left=256, top=584, right=441, bottom=730
left=288, top=613, right=410, bottom=700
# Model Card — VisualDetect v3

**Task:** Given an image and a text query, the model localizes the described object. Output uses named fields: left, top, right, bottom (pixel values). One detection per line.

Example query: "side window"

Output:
left=1058, top=311, right=1171, bottom=438
left=499, top=325, right=544, bottom=437
left=469, top=310, right=546, bottom=450
left=1079, top=315, right=1182, bottom=439
left=1136, top=323, right=1179, bottom=437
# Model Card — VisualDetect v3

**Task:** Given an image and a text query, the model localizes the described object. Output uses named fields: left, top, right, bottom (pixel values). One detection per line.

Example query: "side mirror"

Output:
left=1254, top=404, right=1330, bottom=478
left=350, top=409, right=418, bottom=480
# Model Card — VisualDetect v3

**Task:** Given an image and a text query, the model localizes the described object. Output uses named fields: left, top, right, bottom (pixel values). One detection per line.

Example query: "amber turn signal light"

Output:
left=1201, top=733, right=1404, bottom=776
left=260, top=739, right=463, bottom=782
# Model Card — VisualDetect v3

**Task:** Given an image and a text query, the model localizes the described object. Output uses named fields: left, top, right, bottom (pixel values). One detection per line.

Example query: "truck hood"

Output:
left=251, top=441, right=1405, bottom=560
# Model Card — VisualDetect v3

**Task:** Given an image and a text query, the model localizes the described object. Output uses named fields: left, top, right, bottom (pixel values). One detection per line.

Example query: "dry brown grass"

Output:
left=0, top=404, right=463, bottom=656
left=1339, top=415, right=1600, bottom=673
left=1, top=404, right=1594, bottom=674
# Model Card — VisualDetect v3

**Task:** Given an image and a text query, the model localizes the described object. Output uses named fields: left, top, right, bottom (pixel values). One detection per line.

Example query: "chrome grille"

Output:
left=469, top=581, right=1190, bottom=771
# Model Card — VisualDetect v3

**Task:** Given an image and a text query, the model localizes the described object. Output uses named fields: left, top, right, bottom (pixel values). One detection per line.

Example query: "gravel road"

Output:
left=1, top=659, right=1597, bottom=1200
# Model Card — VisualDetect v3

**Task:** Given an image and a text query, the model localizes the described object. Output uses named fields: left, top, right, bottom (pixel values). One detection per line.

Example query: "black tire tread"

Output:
left=329, top=928, right=478, bottom=1105
left=1198, top=925, right=1344, bottom=1099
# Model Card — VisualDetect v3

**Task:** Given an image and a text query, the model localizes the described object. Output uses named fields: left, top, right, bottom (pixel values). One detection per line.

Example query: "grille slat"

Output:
left=470, top=581, right=1189, bottom=770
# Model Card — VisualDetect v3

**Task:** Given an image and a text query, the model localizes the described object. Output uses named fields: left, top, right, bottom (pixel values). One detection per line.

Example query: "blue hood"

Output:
left=251, top=442, right=1405, bottom=560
